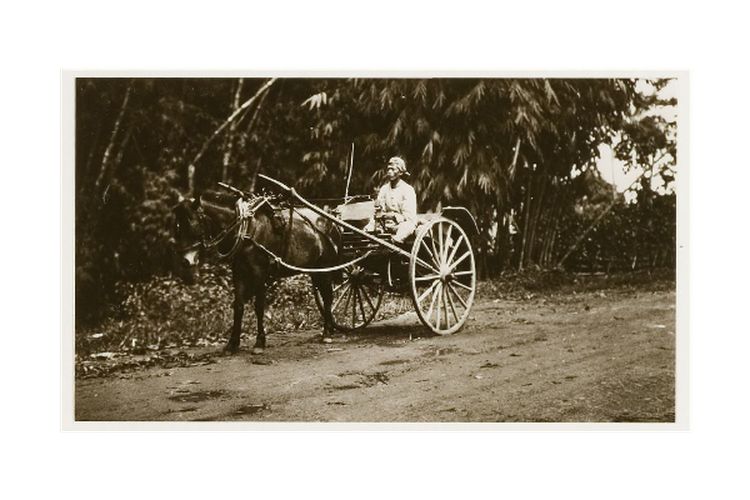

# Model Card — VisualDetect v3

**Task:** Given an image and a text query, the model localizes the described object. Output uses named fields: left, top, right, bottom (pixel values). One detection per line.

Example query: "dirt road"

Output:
left=75, top=288, right=675, bottom=423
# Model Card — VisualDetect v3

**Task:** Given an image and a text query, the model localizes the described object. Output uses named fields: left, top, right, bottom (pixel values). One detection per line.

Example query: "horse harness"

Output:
left=184, top=195, right=269, bottom=260
left=189, top=194, right=374, bottom=273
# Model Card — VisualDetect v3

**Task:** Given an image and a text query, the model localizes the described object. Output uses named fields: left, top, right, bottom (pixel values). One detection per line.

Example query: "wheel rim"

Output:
left=409, top=218, right=476, bottom=334
left=315, top=264, right=384, bottom=332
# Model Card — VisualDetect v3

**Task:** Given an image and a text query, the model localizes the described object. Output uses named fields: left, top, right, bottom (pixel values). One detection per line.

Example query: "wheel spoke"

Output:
left=352, top=285, right=357, bottom=330
left=332, top=282, right=347, bottom=294
left=331, top=282, right=351, bottom=311
left=430, top=230, right=442, bottom=267
left=442, top=224, right=454, bottom=263
left=445, top=234, right=465, bottom=269
left=438, top=221, right=444, bottom=263
left=442, top=285, right=450, bottom=330
left=451, top=279, right=473, bottom=292
left=342, top=284, right=353, bottom=323
left=426, top=282, right=441, bottom=324
left=420, top=238, right=441, bottom=270
left=447, top=282, right=468, bottom=309
left=435, top=282, right=443, bottom=330
left=448, top=250, right=472, bottom=272
left=354, top=286, right=367, bottom=325
left=359, top=283, right=377, bottom=314
left=418, top=279, right=440, bottom=304
left=446, top=284, right=460, bottom=325
left=365, top=282, right=382, bottom=305
left=416, top=257, right=440, bottom=274
left=415, top=274, right=441, bottom=282
left=451, top=270, right=475, bottom=277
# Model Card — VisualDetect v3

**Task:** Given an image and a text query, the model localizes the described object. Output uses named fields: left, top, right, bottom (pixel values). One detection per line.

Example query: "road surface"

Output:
left=75, top=288, right=676, bottom=423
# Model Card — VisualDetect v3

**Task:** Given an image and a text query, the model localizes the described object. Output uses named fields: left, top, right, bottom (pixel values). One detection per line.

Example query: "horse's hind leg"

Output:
left=312, top=274, right=334, bottom=344
left=225, top=288, right=244, bottom=354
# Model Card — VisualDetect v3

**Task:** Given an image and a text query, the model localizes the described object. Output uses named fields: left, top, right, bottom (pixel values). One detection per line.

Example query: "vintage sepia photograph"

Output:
left=67, top=74, right=684, bottom=425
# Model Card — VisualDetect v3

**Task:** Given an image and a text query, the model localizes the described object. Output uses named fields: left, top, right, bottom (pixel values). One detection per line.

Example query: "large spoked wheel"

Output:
left=409, top=218, right=476, bottom=335
left=314, top=264, right=384, bottom=332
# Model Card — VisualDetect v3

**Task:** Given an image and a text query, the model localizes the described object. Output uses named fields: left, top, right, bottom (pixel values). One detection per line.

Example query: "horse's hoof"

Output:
left=223, top=345, right=240, bottom=355
left=251, top=347, right=265, bottom=355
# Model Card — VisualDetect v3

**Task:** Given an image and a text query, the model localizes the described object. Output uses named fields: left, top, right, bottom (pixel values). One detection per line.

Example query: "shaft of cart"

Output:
left=257, top=173, right=438, bottom=274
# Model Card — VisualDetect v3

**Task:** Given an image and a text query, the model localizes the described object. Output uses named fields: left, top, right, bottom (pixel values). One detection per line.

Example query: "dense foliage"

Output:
left=75, top=77, right=677, bottom=325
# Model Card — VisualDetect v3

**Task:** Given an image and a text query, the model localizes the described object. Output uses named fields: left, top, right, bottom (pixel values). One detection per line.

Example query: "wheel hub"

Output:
left=439, top=264, right=452, bottom=282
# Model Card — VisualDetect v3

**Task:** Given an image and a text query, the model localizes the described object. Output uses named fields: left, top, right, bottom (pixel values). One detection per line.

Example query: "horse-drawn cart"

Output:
left=174, top=173, right=478, bottom=353
left=257, top=174, right=478, bottom=336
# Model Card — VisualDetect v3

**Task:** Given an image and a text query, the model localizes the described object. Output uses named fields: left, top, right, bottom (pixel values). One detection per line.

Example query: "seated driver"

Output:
left=366, top=156, right=417, bottom=244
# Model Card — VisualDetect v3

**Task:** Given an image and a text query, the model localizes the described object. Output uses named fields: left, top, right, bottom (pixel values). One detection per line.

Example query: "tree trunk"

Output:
left=493, top=207, right=509, bottom=275
left=525, top=169, right=548, bottom=265
left=548, top=200, right=563, bottom=266
left=539, top=190, right=558, bottom=267
left=95, top=82, right=133, bottom=198
left=517, top=163, right=533, bottom=271
left=477, top=240, right=489, bottom=280
left=538, top=188, right=560, bottom=267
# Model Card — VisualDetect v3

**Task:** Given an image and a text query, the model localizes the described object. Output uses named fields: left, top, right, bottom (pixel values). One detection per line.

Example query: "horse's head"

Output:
left=172, top=196, right=205, bottom=284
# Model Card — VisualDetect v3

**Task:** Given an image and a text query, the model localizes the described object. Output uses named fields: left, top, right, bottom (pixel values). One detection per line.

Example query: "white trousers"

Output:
left=392, top=221, right=416, bottom=243
left=364, top=218, right=416, bottom=243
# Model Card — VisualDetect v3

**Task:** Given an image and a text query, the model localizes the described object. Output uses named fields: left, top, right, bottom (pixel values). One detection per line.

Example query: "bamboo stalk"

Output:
left=188, top=78, right=277, bottom=194
left=82, top=117, right=102, bottom=193
left=246, top=89, right=273, bottom=193
left=222, top=78, right=245, bottom=182
left=526, top=166, right=548, bottom=264
left=517, top=161, right=532, bottom=271
left=95, top=82, right=133, bottom=196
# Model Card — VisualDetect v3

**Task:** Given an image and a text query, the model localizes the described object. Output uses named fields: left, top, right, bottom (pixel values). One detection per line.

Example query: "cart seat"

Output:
left=334, top=200, right=375, bottom=229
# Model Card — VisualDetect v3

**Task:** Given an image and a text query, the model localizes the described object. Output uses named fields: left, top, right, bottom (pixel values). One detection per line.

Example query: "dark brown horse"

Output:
left=172, top=191, right=341, bottom=354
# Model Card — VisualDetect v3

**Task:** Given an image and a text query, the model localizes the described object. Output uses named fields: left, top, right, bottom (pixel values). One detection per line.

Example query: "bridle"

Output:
left=179, top=195, right=270, bottom=260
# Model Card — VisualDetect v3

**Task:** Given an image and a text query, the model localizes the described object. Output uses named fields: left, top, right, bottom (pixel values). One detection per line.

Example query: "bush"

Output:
left=77, top=270, right=232, bottom=357
left=76, top=266, right=409, bottom=357
left=478, top=268, right=675, bottom=301
left=559, top=193, right=676, bottom=272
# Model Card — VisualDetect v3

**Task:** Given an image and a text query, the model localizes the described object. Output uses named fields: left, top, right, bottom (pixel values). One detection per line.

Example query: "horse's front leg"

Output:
left=252, top=285, right=267, bottom=355
left=313, top=274, right=334, bottom=344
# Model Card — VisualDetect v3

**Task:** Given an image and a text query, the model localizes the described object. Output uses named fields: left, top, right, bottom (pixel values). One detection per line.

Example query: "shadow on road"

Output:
left=340, top=322, right=436, bottom=347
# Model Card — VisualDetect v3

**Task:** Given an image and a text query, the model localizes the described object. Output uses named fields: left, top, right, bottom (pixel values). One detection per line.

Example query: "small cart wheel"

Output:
left=314, top=264, right=384, bottom=332
left=409, top=217, right=476, bottom=334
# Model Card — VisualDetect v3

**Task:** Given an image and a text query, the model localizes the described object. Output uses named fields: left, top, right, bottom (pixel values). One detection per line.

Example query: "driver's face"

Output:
left=386, top=164, right=401, bottom=180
